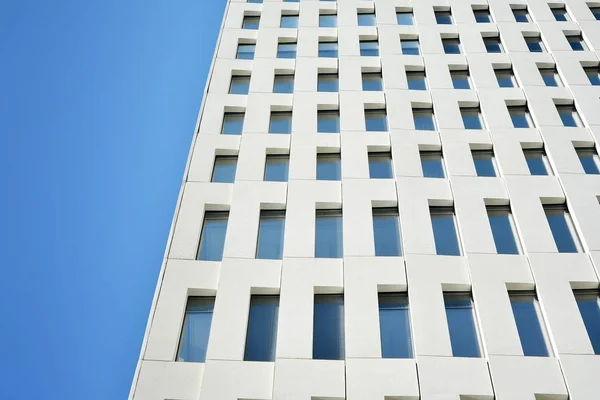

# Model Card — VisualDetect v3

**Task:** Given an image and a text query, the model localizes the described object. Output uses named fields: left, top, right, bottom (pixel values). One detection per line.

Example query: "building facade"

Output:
left=130, top=0, right=600, bottom=398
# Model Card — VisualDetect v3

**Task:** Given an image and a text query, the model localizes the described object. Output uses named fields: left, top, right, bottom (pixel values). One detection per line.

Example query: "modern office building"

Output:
left=130, top=0, right=600, bottom=398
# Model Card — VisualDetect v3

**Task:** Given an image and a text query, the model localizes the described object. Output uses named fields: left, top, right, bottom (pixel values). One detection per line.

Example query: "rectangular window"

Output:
left=496, top=68, right=517, bottom=88
left=236, top=43, right=256, bottom=60
left=248, top=0, right=262, bottom=3
left=513, top=8, right=530, bottom=22
left=445, top=293, right=481, bottom=357
left=369, top=152, right=393, bottom=179
left=401, top=39, right=420, bottom=55
left=524, top=148, right=550, bottom=176
left=557, top=105, right=582, bottom=127
left=256, top=211, right=285, bottom=260
left=461, top=107, right=484, bottom=130
left=313, top=294, right=345, bottom=360
left=544, top=204, right=581, bottom=253
left=435, top=10, right=453, bottom=24
left=421, top=151, right=446, bottom=178
left=365, top=109, right=388, bottom=132
left=525, top=36, right=545, bottom=53
left=407, top=71, right=427, bottom=90
left=373, top=208, right=402, bottom=256
left=360, top=40, right=380, bottom=56
left=442, top=38, right=461, bottom=54
left=177, top=297, right=215, bottom=362
left=315, top=210, right=343, bottom=258
left=280, top=15, right=299, bottom=28
left=584, top=66, right=600, bottom=86
left=273, top=74, right=294, bottom=93
left=317, top=73, right=339, bottom=92
left=567, top=35, right=587, bottom=51
left=244, top=295, right=279, bottom=361
left=552, top=6, right=570, bottom=21
left=451, top=70, right=471, bottom=89
left=319, top=14, right=338, bottom=27
left=319, top=41, right=338, bottom=58
left=264, top=154, right=289, bottom=182
left=472, top=150, right=497, bottom=177
left=508, top=106, right=534, bottom=128
left=574, top=291, right=600, bottom=354
left=269, top=111, right=292, bottom=134
left=317, top=110, right=340, bottom=133
left=212, top=155, right=237, bottom=183
left=277, top=42, right=297, bottom=59
left=484, top=36, right=503, bottom=53
left=358, top=12, right=376, bottom=26
left=413, top=108, right=436, bottom=131
left=510, top=292, right=551, bottom=357
left=591, top=6, right=600, bottom=20
left=317, top=153, right=341, bottom=181
left=198, top=211, right=229, bottom=261
left=473, top=8, right=492, bottom=23
left=379, top=293, right=413, bottom=358
left=487, top=206, right=521, bottom=254
left=242, top=16, right=260, bottom=30
left=362, top=72, right=383, bottom=91
left=576, top=147, right=600, bottom=174
left=397, top=11, right=414, bottom=25
left=430, top=207, right=461, bottom=256
left=540, top=68, right=562, bottom=87
left=229, top=76, right=250, bottom=95
left=221, top=112, right=245, bottom=135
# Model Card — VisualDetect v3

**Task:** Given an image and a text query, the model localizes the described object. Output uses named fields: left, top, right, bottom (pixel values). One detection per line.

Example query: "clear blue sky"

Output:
left=0, top=1, right=226, bottom=398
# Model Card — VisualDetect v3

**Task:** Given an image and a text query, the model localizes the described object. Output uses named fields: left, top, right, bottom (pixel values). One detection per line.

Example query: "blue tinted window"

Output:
left=568, top=35, right=586, bottom=51
left=362, top=73, right=383, bottom=91
left=244, top=296, right=279, bottom=361
left=242, top=16, right=260, bottom=30
left=488, top=207, right=520, bottom=254
left=315, top=210, right=343, bottom=258
left=401, top=39, right=420, bottom=55
left=413, top=109, right=436, bottom=131
left=358, top=13, right=376, bottom=26
left=319, top=14, right=337, bottom=27
left=373, top=208, right=402, bottom=256
left=585, top=67, right=600, bottom=85
left=269, top=111, right=292, bottom=134
left=229, top=76, right=250, bottom=94
left=524, top=149, right=549, bottom=176
left=496, top=69, right=516, bottom=87
left=575, top=292, right=600, bottom=354
left=484, top=37, right=503, bottom=53
left=445, top=294, right=481, bottom=357
left=273, top=75, right=294, bottom=93
left=474, top=9, right=491, bottom=23
left=509, top=107, right=532, bottom=128
left=256, top=211, right=285, bottom=260
left=592, top=7, right=600, bottom=19
left=545, top=206, right=580, bottom=253
left=313, top=294, right=344, bottom=360
left=248, top=0, right=262, bottom=3
left=407, top=72, right=427, bottom=90
left=397, top=12, right=414, bottom=25
left=277, top=43, right=297, bottom=58
left=431, top=208, right=461, bottom=256
left=462, top=108, right=484, bottom=129
left=319, top=42, right=338, bottom=57
left=526, top=37, right=545, bottom=52
left=513, top=9, right=530, bottom=22
left=557, top=106, right=581, bottom=127
left=317, top=74, right=339, bottom=92
left=212, top=156, right=237, bottom=183
left=222, top=113, right=244, bottom=135
left=317, top=154, right=341, bottom=181
left=365, top=110, right=388, bottom=131
left=360, top=40, right=379, bottom=56
left=198, top=211, right=229, bottom=261
left=369, top=153, right=393, bottom=179
left=472, top=151, right=497, bottom=177
left=577, top=149, right=600, bottom=174
left=264, top=155, right=289, bottom=182
left=421, top=151, right=445, bottom=178
left=436, top=11, right=453, bottom=24
left=511, top=293, right=550, bottom=357
left=237, top=44, right=255, bottom=60
left=318, top=110, right=340, bottom=133
left=379, top=294, right=413, bottom=358
left=280, top=15, right=299, bottom=28
left=451, top=71, right=471, bottom=89
left=540, top=69, right=560, bottom=86
left=443, top=38, right=461, bottom=54
left=177, top=297, right=215, bottom=362
left=552, top=7, right=569, bottom=21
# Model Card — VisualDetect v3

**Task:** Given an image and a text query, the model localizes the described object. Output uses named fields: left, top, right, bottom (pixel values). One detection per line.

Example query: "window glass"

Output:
left=472, top=150, right=497, bottom=177
left=430, top=207, right=461, bottom=256
left=269, top=111, right=292, bottom=134
left=256, top=211, right=285, bottom=260
left=484, top=37, right=503, bottom=53
left=525, top=37, right=545, bottom=52
left=575, top=292, right=600, bottom=354
left=442, top=38, right=461, bottom=54
left=407, top=71, right=427, bottom=90
left=237, top=44, right=255, bottom=60
left=451, top=71, right=471, bottom=89
left=264, top=155, right=289, bottom=182
left=360, top=40, right=380, bottom=56
left=313, top=294, right=345, bottom=360
left=212, top=156, right=237, bottom=183
left=444, top=293, right=481, bottom=357
left=585, top=67, right=600, bottom=86
left=557, top=105, right=581, bottom=127
left=474, top=9, right=491, bottom=23
left=545, top=205, right=580, bottom=253
left=317, top=74, right=339, bottom=92
left=568, top=35, right=587, bottom=51
left=319, top=42, right=338, bottom=58
left=242, top=16, right=260, bottom=30
left=379, top=294, right=413, bottom=358
left=362, top=72, right=383, bottom=91
left=369, top=152, right=393, bottom=179
left=273, top=75, right=294, bottom=93
left=552, top=7, right=570, bottom=21
left=315, top=210, right=343, bottom=258
left=317, top=154, right=341, bottom=181
left=177, top=297, right=215, bottom=362
left=591, top=6, right=600, bottom=20
left=513, top=8, right=530, bottom=22
left=277, top=43, right=297, bottom=59
left=413, top=109, right=436, bottom=131
left=319, top=14, right=338, bottom=27
left=436, top=11, right=453, bottom=24
left=487, top=206, right=520, bottom=254
left=222, top=113, right=245, bottom=135
left=401, top=39, right=420, bottom=55
left=358, top=13, right=376, bottom=26
left=198, top=211, right=229, bottom=261
left=397, top=12, right=414, bottom=25
left=317, top=110, right=340, bottom=133
left=229, top=76, right=250, bottom=95
left=373, top=208, right=402, bottom=256
left=244, top=296, right=279, bottom=361
left=577, top=148, right=600, bottom=175
left=496, top=69, right=516, bottom=88
left=365, top=109, right=388, bottom=131
left=280, top=15, right=299, bottom=28
left=540, top=68, right=561, bottom=87
left=421, top=151, right=445, bottom=178
left=510, top=293, right=551, bottom=357
left=524, top=149, right=550, bottom=176
left=509, top=106, right=533, bottom=128
left=248, top=0, right=262, bottom=3
left=461, top=108, right=484, bottom=130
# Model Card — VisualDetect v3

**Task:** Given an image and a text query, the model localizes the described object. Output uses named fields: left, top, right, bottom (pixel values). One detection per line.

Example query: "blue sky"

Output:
left=0, top=1, right=226, bottom=398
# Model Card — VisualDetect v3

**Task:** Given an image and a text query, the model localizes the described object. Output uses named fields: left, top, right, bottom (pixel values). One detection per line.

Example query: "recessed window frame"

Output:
left=544, top=204, right=582, bottom=253
left=420, top=150, right=446, bottom=179
left=472, top=149, right=498, bottom=177
left=487, top=205, right=522, bottom=255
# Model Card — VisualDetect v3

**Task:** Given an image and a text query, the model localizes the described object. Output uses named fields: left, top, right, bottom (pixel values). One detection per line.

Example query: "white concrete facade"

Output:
left=130, top=0, right=600, bottom=399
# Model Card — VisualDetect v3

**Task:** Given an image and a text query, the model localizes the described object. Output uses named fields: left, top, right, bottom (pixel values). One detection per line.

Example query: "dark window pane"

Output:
left=319, top=42, right=338, bottom=58
left=369, top=153, right=393, bottom=179
left=442, top=39, right=461, bottom=54
left=496, top=69, right=516, bottom=88
left=526, top=37, right=544, bottom=52
left=401, top=39, right=420, bottom=55
left=212, top=156, right=237, bottom=183
left=462, top=109, right=483, bottom=129
left=319, top=14, right=338, bottom=27
left=545, top=206, right=579, bottom=253
left=552, top=7, right=569, bottom=21
left=198, top=211, right=229, bottom=261
left=474, top=10, right=491, bottom=23
left=177, top=297, right=215, bottom=362
left=445, top=294, right=481, bottom=357
left=511, top=294, right=550, bottom=357
left=585, top=68, right=600, bottom=86
left=360, top=40, right=380, bottom=56
left=509, top=107, right=532, bottom=128
left=317, top=154, right=341, bottom=181
left=513, top=9, right=530, bottom=22
left=230, top=76, right=250, bottom=94
left=278, top=43, right=297, bottom=59
left=557, top=106, right=580, bottom=127
left=472, top=151, right=497, bottom=177
left=243, top=16, right=260, bottom=30
left=373, top=208, right=402, bottom=256
left=362, top=73, right=383, bottom=91
left=413, top=110, right=436, bottom=131
left=397, top=12, right=414, bottom=25
left=315, top=210, right=343, bottom=258
left=318, top=111, right=340, bottom=133
left=256, top=211, right=285, bottom=260
left=313, top=294, right=345, bottom=360
left=280, top=15, right=299, bottom=28
left=451, top=71, right=471, bottom=89
left=577, top=149, right=600, bottom=174
left=274, top=75, right=294, bottom=93
left=524, top=150, right=549, bottom=176
left=269, top=112, right=292, bottom=134
left=407, top=72, right=427, bottom=90
left=540, top=69, right=560, bottom=86
left=365, top=110, right=388, bottom=131
left=358, top=13, right=376, bottom=26
left=484, top=38, right=502, bottom=53
left=237, top=44, right=255, bottom=60
left=244, top=296, right=279, bottom=361
left=222, top=113, right=245, bottom=135
left=592, top=7, right=600, bottom=20
left=421, top=151, right=445, bottom=178
left=317, top=74, right=339, bottom=92
left=436, top=11, right=453, bottom=24
left=264, top=155, right=289, bottom=182
left=431, top=208, right=461, bottom=256
left=568, top=36, right=586, bottom=51
left=575, top=292, right=600, bottom=354
left=379, top=294, right=413, bottom=358
left=488, top=208, right=520, bottom=254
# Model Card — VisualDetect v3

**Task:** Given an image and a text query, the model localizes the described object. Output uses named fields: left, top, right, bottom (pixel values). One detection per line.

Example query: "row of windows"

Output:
left=178, top=290, right=600, bottom=363
left=211, top=145, right=600, bottom=186
left=236, top=32, right=593, bottom=60
left=197, top=203, right=581, bottom=262
left=243, top=2, right=600, bottom=24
